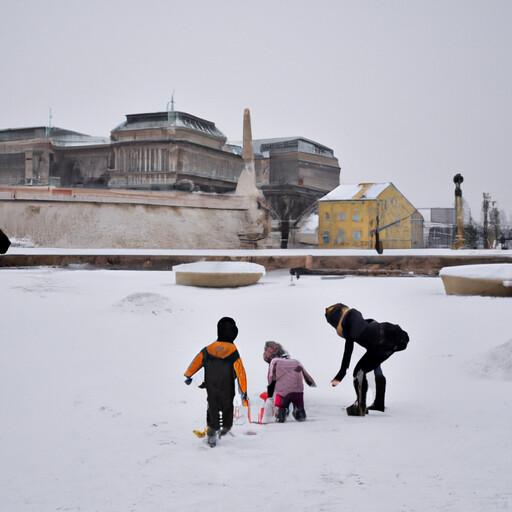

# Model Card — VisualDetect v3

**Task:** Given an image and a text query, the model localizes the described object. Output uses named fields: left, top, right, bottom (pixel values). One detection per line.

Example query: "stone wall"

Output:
left=0, top=187, right=254, bottom=249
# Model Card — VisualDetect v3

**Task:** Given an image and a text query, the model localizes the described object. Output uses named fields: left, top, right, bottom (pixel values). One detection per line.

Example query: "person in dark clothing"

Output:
left=325, top=303, right=409, bottom=416
left=0, top=228, right=11, bottom=254
left=184, top=317, right=248, bottom=447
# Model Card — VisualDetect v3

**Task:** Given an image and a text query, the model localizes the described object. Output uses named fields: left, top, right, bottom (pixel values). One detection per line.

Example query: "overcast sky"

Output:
left=1, top=0, right=510, bottom=220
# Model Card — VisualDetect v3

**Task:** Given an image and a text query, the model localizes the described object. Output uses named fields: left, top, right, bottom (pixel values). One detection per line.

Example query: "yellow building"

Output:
left=318, top=182, right=424, bottom=249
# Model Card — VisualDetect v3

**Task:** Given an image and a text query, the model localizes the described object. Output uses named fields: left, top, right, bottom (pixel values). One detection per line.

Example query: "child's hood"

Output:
left=206, top=341, right=239, bottom=359
left=216, top=317, right=238, bottom=342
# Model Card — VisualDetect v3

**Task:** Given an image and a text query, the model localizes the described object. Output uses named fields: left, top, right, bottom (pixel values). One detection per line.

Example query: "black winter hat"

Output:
left=217, top=317, right=238, bottom=342
left=325, top=303, right=348, bottom=328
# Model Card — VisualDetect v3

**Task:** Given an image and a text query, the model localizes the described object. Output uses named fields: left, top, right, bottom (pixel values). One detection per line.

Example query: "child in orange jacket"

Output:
left=184, top=317, right=248, bottom=447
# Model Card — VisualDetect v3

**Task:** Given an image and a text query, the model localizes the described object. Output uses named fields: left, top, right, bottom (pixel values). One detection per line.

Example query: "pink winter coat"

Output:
left=267, top=357, right=316, bottom=397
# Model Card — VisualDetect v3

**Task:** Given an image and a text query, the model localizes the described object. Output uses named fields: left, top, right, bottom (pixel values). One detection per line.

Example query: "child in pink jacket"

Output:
left=263, top=341, right=316, bottom=422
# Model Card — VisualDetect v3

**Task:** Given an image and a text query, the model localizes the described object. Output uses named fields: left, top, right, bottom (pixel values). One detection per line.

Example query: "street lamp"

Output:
left=453, top=173, right=464, bottom=249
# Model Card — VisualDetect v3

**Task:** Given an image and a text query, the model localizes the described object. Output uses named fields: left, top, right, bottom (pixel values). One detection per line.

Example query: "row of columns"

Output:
left=116, top=147, right=173, bottom=173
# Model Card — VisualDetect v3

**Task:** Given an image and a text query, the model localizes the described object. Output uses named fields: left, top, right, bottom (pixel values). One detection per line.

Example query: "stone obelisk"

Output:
left=235, top=108, right=260, bottom=197
left=236, top=108, right=269, bottom=248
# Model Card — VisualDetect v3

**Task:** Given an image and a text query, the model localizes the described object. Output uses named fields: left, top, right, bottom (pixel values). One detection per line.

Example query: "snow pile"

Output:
left=470, top=339, right=512, bottom=381
left=439, top=263, right=512, bottom=282
left=115, top=292, right=172, bottom=315
left=173, top=261, right=265, bottom=274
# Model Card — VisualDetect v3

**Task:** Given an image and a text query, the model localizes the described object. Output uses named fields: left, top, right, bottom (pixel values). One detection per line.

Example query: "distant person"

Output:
left=0, top=228, right=11, bottom=254
left=325, top=303, right=409, bottom=416
left=184, top=317, right=248, bottom=447
left=263, top=341, right=316, bottom=422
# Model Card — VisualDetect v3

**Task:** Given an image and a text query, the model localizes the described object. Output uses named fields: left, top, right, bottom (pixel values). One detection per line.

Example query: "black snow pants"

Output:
left=352, top=320, right=409, bottom=377
left=206, top=393, right=234, bottom=431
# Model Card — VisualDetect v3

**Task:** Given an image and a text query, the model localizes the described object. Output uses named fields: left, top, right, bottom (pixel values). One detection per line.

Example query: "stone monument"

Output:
left=236, top=108, right=270, bottom=248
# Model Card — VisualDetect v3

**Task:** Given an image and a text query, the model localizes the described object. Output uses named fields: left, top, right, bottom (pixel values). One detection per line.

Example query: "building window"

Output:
left=324, top=212, right=331, bottom=221
left=352, top=230, right=362, bottom=241
left=322, top=231, right=330, bottom=244
left=338, top=212, right=346, bottom=221
left=352, top=211, right=360, bottom=222
left=336, top=229, right=345, bottom=244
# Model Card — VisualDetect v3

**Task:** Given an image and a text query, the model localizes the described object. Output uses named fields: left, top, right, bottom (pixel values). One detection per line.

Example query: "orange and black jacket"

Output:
left=184, top=341, right=248, bottom=398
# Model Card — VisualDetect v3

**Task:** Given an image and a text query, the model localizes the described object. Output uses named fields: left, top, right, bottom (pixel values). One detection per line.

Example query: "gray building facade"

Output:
left=0, top=112, right=341, bottom=246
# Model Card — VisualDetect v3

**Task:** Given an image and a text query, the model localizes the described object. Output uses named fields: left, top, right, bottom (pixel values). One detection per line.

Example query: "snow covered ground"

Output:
left=1, top=268, right=511, bottom=512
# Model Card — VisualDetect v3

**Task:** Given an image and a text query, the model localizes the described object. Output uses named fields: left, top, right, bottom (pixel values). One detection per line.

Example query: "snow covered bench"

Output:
left=439, top=263, right=512, bottom=297
left=173, top=261, right=265, bottom=287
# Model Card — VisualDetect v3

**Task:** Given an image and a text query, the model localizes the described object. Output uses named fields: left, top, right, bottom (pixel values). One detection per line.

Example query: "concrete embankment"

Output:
left=1, top=250, right=511, bottom=275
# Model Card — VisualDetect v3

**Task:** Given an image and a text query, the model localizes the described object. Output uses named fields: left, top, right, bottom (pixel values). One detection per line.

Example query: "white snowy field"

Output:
left=1, top=268, right=511, bottom=512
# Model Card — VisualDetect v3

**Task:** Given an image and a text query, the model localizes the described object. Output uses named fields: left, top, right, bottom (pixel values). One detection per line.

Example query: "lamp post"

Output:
left=453, top=173, right=465, bottom=249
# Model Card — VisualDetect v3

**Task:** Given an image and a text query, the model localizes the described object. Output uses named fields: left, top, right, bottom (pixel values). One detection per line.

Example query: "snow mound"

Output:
left=471, top=339, right=512, bottom=380
left=115, top=292, right=172, bottom=315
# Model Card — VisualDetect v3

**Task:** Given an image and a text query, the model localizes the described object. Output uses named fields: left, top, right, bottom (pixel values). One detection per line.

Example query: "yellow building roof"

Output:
left=319, top=182, right=392, bottom=202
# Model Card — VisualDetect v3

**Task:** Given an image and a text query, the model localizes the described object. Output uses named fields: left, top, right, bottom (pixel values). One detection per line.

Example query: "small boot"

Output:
left=220, top=427, right=231, bottom=437
left=276, top=407, right=288, bottom=423
left=207, top=427, right=218, bottom=447
left=346, top=371, right=368, bottom=416
left=292, top=406, right=307, bottom=422
left=368, top=375, right=386, bottom=412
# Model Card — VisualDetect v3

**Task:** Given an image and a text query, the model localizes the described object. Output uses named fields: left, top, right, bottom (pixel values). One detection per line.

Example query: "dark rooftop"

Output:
left=112, top=111, right=226, bottom=140
left=0, top=126, right=84, bottom=142
left=252, top=137, right=335, bottom=157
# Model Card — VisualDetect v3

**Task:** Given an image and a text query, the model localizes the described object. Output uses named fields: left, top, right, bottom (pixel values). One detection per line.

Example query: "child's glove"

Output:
left=241, top=392, right=249, bottom=407
left=184, top=377, right=193, bottom=385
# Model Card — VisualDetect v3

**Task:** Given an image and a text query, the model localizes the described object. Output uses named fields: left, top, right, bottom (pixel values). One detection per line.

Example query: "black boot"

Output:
left=292, top=407, right=307, bottom=422
left=346, top=371, right=368, bottom=416
left=368, top=375, right=386, bottom=412
left=207, top=427, right=218, bottom=447
left=276, top=407, right=288, bottom=423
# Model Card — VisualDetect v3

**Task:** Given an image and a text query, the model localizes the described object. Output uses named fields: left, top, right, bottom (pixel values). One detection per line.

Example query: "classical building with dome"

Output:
left=0, top=108, right=341, bottom=246
left=108, top=110, right=245, bottom=192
